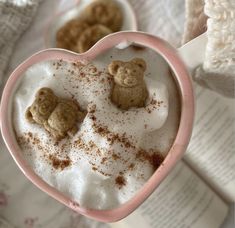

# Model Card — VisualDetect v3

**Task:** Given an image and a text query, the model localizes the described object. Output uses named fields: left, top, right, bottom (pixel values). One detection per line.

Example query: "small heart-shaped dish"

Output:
left=0, top=31, right=194, bottom=222
left=44, top=0, right=137, bottom=49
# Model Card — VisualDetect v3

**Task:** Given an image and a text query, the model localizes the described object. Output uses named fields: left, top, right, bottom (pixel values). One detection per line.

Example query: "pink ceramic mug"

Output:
left=0, top=31, right=194, bottom=222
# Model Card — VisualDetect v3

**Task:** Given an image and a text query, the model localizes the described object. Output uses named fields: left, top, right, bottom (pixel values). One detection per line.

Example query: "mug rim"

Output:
left=0, top=31, right=194, bottom=222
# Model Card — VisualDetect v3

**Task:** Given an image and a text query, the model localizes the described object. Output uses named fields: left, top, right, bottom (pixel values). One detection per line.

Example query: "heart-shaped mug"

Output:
left=0, top=31, right=194, bottom=222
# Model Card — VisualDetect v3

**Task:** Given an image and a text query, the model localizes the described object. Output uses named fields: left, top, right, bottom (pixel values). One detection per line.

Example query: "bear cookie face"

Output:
left=25, top=87, right=86, bottom=141
left=108, top=58, right=148, bottom=110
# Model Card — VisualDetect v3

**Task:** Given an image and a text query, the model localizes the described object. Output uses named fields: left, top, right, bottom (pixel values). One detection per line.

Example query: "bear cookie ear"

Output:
left=36, top=87, right=54, bottom=98
left=25, top=107, right=35, bottom=123
left=131, top=58, right=146, bottom=71
left=108, top=60, right=123, bottom=75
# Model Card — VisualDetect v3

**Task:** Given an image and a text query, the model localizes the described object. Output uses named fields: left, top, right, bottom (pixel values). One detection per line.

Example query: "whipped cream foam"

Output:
left=13, top=47, right=181, bottom=210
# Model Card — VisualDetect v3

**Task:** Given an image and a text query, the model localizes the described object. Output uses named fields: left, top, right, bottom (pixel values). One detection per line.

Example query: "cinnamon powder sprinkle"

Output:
left=112, top=153, right=121, bottom=160
left=128, top=163, right=135, bottom=170
left=17, top=132, right=41, bottom=147
left=136, top=150, right=164, bottom=170
left=115, top=175, right=126, bottom=189
left=92, top=166, right=98, bottom=171
left=150, top=153, right=164, bottom=169
left=92, top=123, right=135, bottom=149
left=101, top=157, right=108, bottom=164
left=48, top=155, right=71, bottom=170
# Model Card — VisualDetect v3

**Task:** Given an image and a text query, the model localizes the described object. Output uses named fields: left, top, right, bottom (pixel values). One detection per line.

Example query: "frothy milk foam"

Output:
left=13, top=47, right=181, bottom=209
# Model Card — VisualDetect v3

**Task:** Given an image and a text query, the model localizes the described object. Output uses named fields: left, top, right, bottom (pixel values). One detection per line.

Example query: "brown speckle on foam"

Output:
left=48, top=154, right=71, bottom=170
left=115, top=175, right=126, bottom=189
left=16, top=62, right=166, bottom=186
left=136, top=150, right=164, bottom=170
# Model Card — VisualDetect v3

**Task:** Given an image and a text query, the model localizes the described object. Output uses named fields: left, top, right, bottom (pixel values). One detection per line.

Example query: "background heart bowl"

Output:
left=44, top=0, right=137, bottom=49
left=0, top=31, right=194, bottom=223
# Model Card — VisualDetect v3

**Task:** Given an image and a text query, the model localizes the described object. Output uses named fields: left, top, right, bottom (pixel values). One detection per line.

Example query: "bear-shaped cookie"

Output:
left=80, top=0, right=123, bottom=32
left=77, top=24, right=112, bottom=53
left=108, top=58, right=148, bottom=110
left=56, top=19, right=89, bottom=53
left=25, top=88, right=86, bottom=140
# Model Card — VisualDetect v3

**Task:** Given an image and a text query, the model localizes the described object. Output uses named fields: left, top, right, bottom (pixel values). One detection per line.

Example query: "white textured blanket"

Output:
left=184, top=0, right=235, bottom=97
left=0, top=0, right=40, bottom=89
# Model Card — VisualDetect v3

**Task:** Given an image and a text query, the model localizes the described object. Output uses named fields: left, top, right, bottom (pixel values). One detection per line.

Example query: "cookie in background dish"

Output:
left=56, top=0, right=123, bottom=53
left=77, top=24, right=112, bottom=52
left=80, top=0, right=123, bottom=32
left=56, top=20, right=89, bottom=52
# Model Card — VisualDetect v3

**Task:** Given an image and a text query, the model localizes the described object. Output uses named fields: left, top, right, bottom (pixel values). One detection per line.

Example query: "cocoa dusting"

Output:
left=90, top=115, right=96, bottom=121
left=17, top=132, right=41, bottom=149
left=112, top=153, right=121, bottom=160
left=150, top=153, right=165, bottom=170
left=128, top=163, right=135, bottom=170
left=101, top=157, right=108, bottom=164
left=92, top=123, right=135, bottom=149
left=92, top=166, right=98, bottom=171
left=48, top=155, right=71, bottom=170
left=145, top=99, right=164, bottom=114
left=19, top=134, right=74, bottom=169
left=115, top=175, right=126, bottom=189
left=136, top=150, right=164, bottom=170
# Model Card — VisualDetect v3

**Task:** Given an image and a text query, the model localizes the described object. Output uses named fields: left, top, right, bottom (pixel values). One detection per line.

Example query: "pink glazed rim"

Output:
left=0, top=31, right=194, bottom=223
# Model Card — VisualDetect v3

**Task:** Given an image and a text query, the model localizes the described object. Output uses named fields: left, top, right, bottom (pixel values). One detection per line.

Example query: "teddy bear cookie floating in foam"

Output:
left=56, top=0, right=123, bottom=53
left=25, top=88, right=86, bottom=141
left=108, top=58, right=148, bottom=110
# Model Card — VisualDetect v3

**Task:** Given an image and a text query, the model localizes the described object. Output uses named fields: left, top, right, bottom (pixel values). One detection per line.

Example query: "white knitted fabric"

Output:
left=0, top=0, right=40, bottom=89
left=193, top=0, right=235, bottom=97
